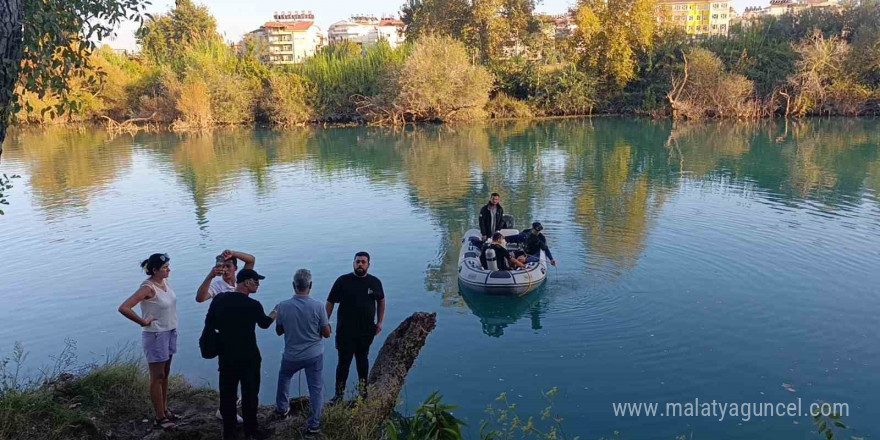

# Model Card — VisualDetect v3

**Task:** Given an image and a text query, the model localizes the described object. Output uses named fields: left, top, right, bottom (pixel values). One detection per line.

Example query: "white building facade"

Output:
left=327, top=15, right=405, bottom=48
left=247, top=11, right=324, bottom=64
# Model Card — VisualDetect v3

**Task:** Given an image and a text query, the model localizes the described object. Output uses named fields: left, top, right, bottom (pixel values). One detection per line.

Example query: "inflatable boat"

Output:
left=457, top=227, right=548, bottom=297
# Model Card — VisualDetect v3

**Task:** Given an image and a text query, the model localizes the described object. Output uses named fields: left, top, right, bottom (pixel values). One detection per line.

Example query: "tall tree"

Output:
left=0, top=0, right=149, bottom=162
left=136, top=0, right=218, bottom=65
left=572, top=0, right=656, bottom=87
left=401, top=0, right=537, bottom=61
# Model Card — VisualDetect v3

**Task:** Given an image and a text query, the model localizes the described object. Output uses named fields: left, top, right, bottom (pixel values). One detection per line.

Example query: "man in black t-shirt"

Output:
left=325, top=251, right=386, bottom=402
left=206, top=269, right=276, bottom=440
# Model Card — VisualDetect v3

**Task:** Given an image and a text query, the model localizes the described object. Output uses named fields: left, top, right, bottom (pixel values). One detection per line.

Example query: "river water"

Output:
left=1, top=119, right=879, bottom=439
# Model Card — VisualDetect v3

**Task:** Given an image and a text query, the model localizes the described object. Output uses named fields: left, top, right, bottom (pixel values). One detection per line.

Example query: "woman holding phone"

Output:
left=118, top=253, right=178, bottom=430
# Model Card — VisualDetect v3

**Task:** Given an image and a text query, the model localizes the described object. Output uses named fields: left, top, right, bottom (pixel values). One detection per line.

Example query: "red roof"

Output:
left=263, top=21, right=313, bottom=31
left=379, top=19, right=404, bottom=27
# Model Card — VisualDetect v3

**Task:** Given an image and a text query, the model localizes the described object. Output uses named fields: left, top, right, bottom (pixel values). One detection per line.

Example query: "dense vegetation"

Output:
left=11, top=0, right=880, bottom=127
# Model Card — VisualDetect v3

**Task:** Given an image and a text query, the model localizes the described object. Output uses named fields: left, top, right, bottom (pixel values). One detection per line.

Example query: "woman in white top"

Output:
left=118, top=253, right=179, bottom=430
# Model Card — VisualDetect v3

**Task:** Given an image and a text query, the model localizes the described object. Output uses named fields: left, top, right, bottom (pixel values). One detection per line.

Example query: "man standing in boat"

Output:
left=326, top=252, right=386, bottom=403
left=479, top=193, right=504, bottom=241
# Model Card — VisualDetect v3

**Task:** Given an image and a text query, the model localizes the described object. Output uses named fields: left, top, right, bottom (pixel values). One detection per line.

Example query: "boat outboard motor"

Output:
left=501, top=214, right=515, bottom=229
left=485, top=248, right=499, bottom=271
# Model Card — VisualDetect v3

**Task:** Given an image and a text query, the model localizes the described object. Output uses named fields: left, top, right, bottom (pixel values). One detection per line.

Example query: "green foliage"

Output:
left=0, top=341, right=214, bottom=440
left=136, top=0, right=218, bottom=65
left=358, top=36, right=493, bottom=123
left=260, top=71, right=314, bottom=126
left=572, top=0, right=656, bottom=88
left=811, top=402, right=852, bottom=440
left=481, top=388, right=577, bottom=440
left=402, top=0, right=539, bottom=61
left=531, top=65, right=597, bottom=116
left=291, top=42, right=409, bottom=121
left=9, top=0, right=880, bottom=129
left=0, top=174, right=21, bottom=216
left=671, top=47, right=758, bottom=119
left=491, top=58, right=541, bottom=101
left=701, top=20, right=797, bottom=98
left=624, top=27, right=688, bottom=114
left=486, top=93, right=534, bottom=119
left=319, top=395, right=388, bottom=440
left=9, top=0, right=150, bottom=122
left=387, top=391, right=466, bottom=440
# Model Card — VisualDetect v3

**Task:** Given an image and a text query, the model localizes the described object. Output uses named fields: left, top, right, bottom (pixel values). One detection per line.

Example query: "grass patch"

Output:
left=1, top=342, right=216, bottom=440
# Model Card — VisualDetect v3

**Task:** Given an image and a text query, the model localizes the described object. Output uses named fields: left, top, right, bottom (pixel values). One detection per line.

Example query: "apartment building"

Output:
left=657, top=0, right=733, bottom=36
left=247, top=11, right=324, bottom=64
left=742, top=0, right=842, bottom=20
left=327, top=15, right=405, bottom=48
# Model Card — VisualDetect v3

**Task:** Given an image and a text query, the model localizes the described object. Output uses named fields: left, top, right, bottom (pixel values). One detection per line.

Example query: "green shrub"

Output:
left=175, top=76, right=212, bottom=128
left=486, top=92, right=533, bottom=119
left=127, top=65, right=181, bottom=122
left=532, top=64, right=598, bottom=116
left=358, top=36, right=493, bottom=124
left=292, top=42, right=409, bottom=121
left=260, top=71, right=314, bottom=126
left=387, top=391, right=465, bottom=440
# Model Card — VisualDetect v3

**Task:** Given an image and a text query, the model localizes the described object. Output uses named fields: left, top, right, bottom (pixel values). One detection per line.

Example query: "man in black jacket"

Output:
left=479, top=193, right=504, bottom=241
left=507, top=222, right=558, bottom=267
left=206, top=269, right=277, bottom=440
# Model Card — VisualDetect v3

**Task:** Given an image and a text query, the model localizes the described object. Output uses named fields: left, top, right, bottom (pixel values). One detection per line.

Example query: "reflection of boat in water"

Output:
left=457, top=228, right=548, bottom=297
left=460, top=287, right=546, bottom=337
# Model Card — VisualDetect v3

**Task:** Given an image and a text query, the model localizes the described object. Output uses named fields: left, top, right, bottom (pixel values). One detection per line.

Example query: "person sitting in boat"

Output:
left=480, top=233, right=526, bottom=271
left=506, top=222, right=557, bottom=267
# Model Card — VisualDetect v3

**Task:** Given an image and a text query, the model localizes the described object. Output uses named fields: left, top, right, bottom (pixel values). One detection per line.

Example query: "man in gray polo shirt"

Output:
left=274, top=269, right=331, bottom=434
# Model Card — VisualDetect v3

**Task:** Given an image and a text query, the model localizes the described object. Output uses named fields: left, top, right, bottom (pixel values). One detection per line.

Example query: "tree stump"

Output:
left=366, top=312, right=437, bottom=420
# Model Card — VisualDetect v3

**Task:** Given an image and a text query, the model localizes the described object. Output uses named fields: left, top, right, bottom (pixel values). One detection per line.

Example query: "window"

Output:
left=721, top=24, right=727, bottom=29
left=688, top=15, right=693, bottom=20
left=722, top=14, right=727, bottom=18
left=713, top=14, right=718, bottom=18
left=712, top=24, right=717, bottom=29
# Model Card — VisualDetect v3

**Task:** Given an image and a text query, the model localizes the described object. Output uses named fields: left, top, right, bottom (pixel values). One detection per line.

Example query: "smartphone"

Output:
left=215, top=255, right=225, bottom=268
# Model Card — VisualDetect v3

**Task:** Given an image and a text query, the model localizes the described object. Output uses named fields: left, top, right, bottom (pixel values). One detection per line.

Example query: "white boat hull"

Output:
left=457, top=228, right=547, bottom=297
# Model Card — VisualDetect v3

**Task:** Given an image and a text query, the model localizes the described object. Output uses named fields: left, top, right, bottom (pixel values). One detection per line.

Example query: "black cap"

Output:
left=236, top=268, right=265, bottom=284
left=532, top=222, right=544, bottom=231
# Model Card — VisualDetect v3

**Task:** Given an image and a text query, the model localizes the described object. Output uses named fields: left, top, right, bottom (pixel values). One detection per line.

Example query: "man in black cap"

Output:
left=506, top=222, right=557, bottom=266
left=205, top=268, right=277, bottom=440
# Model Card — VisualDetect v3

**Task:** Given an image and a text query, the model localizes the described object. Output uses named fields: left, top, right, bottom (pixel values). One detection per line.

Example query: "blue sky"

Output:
left=108, top=0, right=768, bottom=50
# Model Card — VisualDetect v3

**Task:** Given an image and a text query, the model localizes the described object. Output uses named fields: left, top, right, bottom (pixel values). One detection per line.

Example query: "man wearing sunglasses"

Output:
left=206, top=269, right=277, bottom=440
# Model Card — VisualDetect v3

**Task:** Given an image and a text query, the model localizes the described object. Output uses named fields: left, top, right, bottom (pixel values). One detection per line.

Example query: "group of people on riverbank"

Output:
left=117, top=250, right=385, bottom=439
left=115, top=191, right=555, bottom=440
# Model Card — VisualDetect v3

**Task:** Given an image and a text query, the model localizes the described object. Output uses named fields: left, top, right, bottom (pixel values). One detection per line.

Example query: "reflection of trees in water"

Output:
left=777, top=120, right=880, bottom=206
left=9, top=119, right=880, bottom=276
left=664, top=122, right=755, bottom=178
left=565, top=120, right=675, bottom=274
left=6, top=127, right=132, bottom=217
left=399, top=123, right=565, bottom=305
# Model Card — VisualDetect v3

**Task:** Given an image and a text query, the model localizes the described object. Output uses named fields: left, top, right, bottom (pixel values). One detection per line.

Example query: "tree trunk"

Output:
left=0, top=0, right=23, bottom=163
left=366, top=311, right=437, bottom=419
